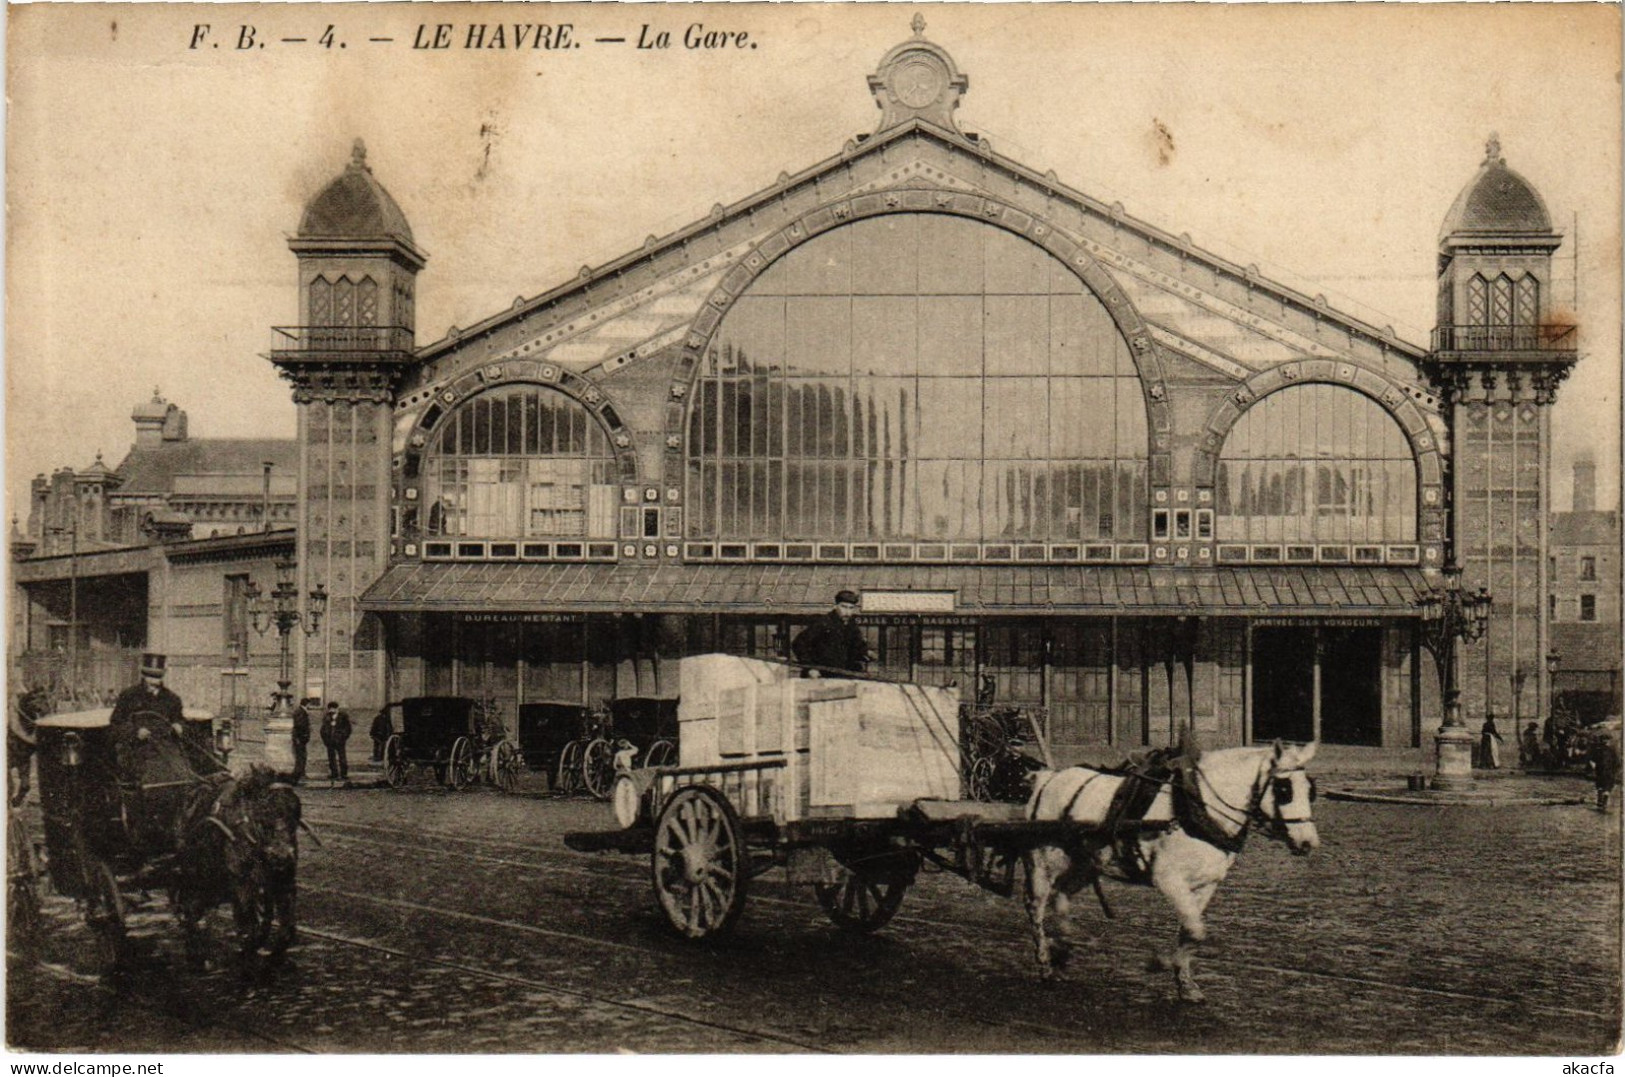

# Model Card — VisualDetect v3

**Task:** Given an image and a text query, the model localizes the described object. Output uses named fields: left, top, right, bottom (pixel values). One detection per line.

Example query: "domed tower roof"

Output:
left=298, top=139, right=415, bottom=244
left=1439, top=135, right=1554, bottom=241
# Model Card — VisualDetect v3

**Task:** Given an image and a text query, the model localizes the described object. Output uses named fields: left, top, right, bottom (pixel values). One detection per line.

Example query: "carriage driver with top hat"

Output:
left=108, top=654, right=202, bottom=842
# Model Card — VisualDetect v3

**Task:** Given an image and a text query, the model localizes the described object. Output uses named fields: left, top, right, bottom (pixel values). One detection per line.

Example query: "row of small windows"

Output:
left=309, top=274, right=381, bottom=328
left=1465, top=274, right=1538, bottom=328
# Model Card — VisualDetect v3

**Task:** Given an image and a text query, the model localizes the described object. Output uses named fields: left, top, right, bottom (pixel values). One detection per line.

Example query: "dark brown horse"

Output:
left=172, top=765, right=301, bottom=969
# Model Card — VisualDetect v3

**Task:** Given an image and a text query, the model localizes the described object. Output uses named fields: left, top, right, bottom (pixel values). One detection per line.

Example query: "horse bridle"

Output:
left=1192, top=758, right=1317, bottom=844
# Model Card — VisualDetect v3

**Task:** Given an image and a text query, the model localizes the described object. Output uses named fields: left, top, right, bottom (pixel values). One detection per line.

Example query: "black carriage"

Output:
left=23, top=707, right=296, bottom=972
left=518, top=700, right=592, bottom=793
left=382, top=696, right=521, bottom=792
left=565, top=697, right=679, bottom=800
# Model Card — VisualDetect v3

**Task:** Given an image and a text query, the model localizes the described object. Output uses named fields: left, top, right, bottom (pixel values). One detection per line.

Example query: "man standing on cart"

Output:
left=792, top=589, right=870, bottom=676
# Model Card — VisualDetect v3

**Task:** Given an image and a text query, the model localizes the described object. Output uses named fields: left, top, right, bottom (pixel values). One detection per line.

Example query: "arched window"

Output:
left=1466, top=275, right=1488, bottom=326
left=423, top=386, right=617, bottom=539
left=685, top=214, right=1149, bottom=544
left=310, top=277, right=333, bottom=325
left=1515, top=276, right=1539, bottom=326
left=1491, top=274, right=1515, bottom=327
left=1215, top=384, right=1417, bottom=544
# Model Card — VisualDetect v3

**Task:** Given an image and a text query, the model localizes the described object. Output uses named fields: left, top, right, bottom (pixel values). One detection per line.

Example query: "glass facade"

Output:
left=422, top=385, right=618, bottom=538
left=1215, top=384, right=1418, bottom=544
left=686, top=214, right=1149, bottom=543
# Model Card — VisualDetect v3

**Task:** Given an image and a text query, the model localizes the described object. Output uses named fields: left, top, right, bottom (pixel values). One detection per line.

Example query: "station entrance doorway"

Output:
left=1252, top=625, right=1383, bottom=746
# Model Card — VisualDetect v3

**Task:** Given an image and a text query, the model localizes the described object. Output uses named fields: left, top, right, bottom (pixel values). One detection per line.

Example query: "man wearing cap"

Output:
left=791, top=590, right=870, bottom=676
left=320, top=701, right=352, bottom=784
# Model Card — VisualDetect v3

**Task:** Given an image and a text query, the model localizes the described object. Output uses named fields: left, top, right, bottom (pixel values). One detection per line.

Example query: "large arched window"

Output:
left=423, top=386, right=617, bottom=538
left=1215, top=384, right=1417, bottom=544
left=685, top=214, right=1149, bottom=543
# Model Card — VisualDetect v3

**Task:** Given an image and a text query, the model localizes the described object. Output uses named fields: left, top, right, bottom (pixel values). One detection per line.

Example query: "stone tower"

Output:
left=1427, top=135, right=1578, bottom=727
left=269, top=139, right=426, bottom=710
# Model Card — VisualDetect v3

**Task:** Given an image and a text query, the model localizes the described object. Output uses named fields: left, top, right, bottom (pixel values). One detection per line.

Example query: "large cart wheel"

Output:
left=651, top=785, right=749, bottom=939
left=446, top=737, right=474, bottom=790
left=815, top=863, right=912, bottom=935
left=642, top=739, right=677, bottom=769
left=556, top=740, right=583, bottom=795
left=491, top=741, right=521, bottom=794
left=581, top=738, right=616, bottom=800
left=7, top=815, right=41, bottom=955
left=83, top=858, right=126, bottom=974
left=384, top=734, right=407, bottom=789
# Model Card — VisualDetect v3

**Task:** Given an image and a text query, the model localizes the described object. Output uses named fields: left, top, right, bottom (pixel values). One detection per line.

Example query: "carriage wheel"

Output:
left=651, top=785, right=748, bottom=939
left=556, top=741, right=584, bottom=795
left=814, top=870, right=911, bottom=934
left=83, top=858, right=126, bottom=975
left=582, top=738, right=616, bottom=800
left=642, top=739, right=677, bottom=769
left=7, top=816, right=41, bottom=956
left=491, top=742, right=521, bottom=794
left=447, top=738, right=474, bottom=790
left=384, top=735, right=407, bottom=789
left=966, top=756, right=997, bottom=802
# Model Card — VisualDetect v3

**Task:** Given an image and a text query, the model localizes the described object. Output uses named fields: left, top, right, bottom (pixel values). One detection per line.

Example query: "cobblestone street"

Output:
left=7, top=761, right=1620, bottom=1055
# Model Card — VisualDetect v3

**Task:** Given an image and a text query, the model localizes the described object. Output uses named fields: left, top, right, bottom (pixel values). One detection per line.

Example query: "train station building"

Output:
left=16, top=25, right=1585, bottom=757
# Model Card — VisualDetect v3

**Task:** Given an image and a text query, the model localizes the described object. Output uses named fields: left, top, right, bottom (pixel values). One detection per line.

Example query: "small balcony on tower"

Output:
left=1430, top=323, right=1577, bottom=360
left=268, top=324, right=417, bottom=361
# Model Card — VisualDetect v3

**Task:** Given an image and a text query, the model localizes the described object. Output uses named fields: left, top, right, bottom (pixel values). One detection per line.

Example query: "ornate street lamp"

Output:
left=247, top=560, right=327, bottom=772
left=1416, top=564, right=1493, bottom=789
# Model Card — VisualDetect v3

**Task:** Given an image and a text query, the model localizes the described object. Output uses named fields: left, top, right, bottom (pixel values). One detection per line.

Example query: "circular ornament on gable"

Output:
left=894, top=58, right=945, bottom=108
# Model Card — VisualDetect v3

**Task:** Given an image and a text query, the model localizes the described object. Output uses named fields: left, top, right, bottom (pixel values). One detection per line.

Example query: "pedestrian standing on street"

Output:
left=1478, top=714, right=1504, bottom=770
left=369, top=705, right=393, bottom=762
left=791, top=589, right=870, bottom=676
left=1591, top=726, right=1621, bottom=812
left=1520, top=722, right=1542, bottom=770
left=290, top=697, right=314, bottom=785
left=320, top=701, right=352, bottom=783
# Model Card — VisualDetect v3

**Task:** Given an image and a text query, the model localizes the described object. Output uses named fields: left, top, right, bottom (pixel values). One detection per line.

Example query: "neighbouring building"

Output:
left=10, top=396, right=297, bottom=711
left=1549, top=457, right=1622, bottom=724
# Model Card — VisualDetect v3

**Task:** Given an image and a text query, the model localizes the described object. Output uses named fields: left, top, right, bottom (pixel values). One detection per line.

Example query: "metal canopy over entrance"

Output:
left=361, top=561, right=1434, bottom=617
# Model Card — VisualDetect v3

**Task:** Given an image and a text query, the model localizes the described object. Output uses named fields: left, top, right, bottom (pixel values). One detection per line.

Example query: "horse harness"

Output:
left=1048, top=752, right=1315, bottom=885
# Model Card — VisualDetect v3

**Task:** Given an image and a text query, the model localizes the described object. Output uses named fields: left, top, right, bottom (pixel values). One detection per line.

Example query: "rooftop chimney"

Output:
left=1573, top=457, right=1597, bottom=513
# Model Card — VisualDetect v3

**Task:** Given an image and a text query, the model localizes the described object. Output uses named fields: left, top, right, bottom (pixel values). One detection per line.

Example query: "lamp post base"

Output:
left=1432, top=725, right=1477, bottom=790
left=262, top=681, right=299, bottom=774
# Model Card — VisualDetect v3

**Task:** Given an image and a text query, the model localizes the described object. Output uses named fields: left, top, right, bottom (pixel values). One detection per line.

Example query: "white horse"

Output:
left=1023, top=740, right=1319, bottom=1002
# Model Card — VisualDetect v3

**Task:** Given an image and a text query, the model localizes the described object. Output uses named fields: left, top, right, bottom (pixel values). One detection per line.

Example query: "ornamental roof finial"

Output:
left=1484, top=132, right=1502, bottom=164
left=351, top=137, right=369, bottom=171
left=911, top=13, right=925, bottom=37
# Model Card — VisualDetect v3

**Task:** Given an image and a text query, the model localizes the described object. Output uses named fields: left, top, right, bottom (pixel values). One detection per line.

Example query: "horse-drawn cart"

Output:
left=565, top=655, right=1321, bottom=1001
left=383, top=696, right=522, bottom=793
left=22, top=707, right=301, bottom=973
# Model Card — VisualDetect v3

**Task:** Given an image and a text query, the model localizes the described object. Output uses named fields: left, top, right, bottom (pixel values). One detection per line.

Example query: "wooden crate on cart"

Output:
left=675, top=654, right=960, bottom=822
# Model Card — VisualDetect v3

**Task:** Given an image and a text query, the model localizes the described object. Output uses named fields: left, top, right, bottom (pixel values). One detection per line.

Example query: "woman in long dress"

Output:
left=1479, top=715, right=1504, bottom=769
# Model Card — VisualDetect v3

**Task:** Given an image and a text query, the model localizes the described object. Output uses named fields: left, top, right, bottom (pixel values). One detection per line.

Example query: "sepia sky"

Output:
left=7, top=2, right=1621, bottom=522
